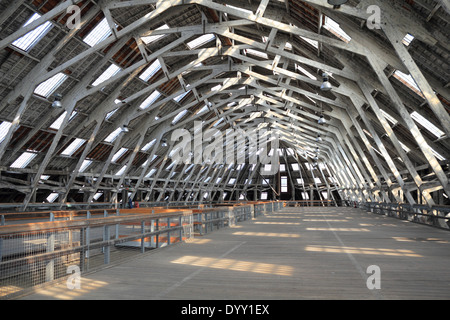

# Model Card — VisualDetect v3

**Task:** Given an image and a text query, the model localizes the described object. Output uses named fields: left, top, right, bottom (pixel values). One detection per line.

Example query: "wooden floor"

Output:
left=21, top=206, right=450, bottom=300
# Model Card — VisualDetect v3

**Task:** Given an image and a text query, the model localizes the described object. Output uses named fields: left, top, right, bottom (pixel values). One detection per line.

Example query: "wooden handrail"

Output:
left=0, top=211, right=188, bottom=236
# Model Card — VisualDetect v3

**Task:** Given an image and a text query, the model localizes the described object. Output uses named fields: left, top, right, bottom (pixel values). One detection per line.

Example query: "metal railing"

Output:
left=192, top=202, right=284, bottom=235
left=0, top=210, right=193, bottom=299
left=0, top=201, right=286, bottom=299
left=362, top=202, right=450, bottom=230
left=284, top=200, right=344, bottom=207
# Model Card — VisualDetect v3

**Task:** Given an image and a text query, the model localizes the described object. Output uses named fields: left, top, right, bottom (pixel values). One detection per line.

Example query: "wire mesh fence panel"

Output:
left=0, top=203, right=284, bottom=299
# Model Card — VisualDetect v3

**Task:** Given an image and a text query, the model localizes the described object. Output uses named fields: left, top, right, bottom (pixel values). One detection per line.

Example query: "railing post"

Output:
left=167, top=217, right=171, bottom=246
left=141, top=220, right=146, bottom=253
left=46, top=231, right=55, bottom=282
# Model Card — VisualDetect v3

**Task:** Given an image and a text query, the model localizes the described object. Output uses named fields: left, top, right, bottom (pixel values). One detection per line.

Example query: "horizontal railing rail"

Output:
left=362, top=202, right=450, bottom=230
left=0, top=210, right=192, bottom=300
left=0, top=201, right=285, bottom=299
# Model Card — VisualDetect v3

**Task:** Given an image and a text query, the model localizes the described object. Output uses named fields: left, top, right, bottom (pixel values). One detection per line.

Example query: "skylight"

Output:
left=83, top=17, right=114, bottom=47
left=300, top=36, right=318, bottom=49
left=145, top=168, right=157, bottom=178
left=93, top=192, right=103, bottom=201
left=245, top=48, right=268, bottom=59
left=34, top=73, right=68, bottom=98
left=187, top=34, right=215, bottom=50
left=393, top=70, right=423, bottom=97
left=50, top=111, right=77, bottom=130
left=105, top=127, right=123, bottom=143
left=141, top=155, right=157, bottom=167
left=140, top=60, right=161, bottom=81
left=116, top=165, right=127, bottom=176
left=323, top=16, right=351, bottom=43
left=431, top=148, right=446, bottom=161
left=112, top=148, right=128, bottom=162
left=172, top=109, right=188, bottom=125
left=399, top=141, right=410, bottom=153
left=226, top=4, right=253, bottom=15
left=46, top=193, right=59, bottom=203
left=402, top=33, right=415, bottom=46
left=196, top=105, right=209, bottom=114
left=410, top=111, right=444, bottom=138
left=174, top=90, right=191, bottom=103
left=141, top=139, right=156, bottom=151
left=380, top=109, right=398, bottom=126
left=61, top=138, right=86, bottom=156
left=92, top=64, right=121, bottom=87
left=0, top=121, right=12, bottom=145
left=11, top=152, right=37, bottom=168
left=79, top=159, right=92, bottom=173
left=141, top=24, right=169, bottom=44
left=12, top=13, right=53, bottom=52
left=295, top=63, right=317, bottom=80
left=139, top=90, right=161, bottom=109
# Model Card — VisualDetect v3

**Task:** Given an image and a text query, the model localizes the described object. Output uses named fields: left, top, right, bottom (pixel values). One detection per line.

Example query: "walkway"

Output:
left=21, top=206, right=450, bottom=300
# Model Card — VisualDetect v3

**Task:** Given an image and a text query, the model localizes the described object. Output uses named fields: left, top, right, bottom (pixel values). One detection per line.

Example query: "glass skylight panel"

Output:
left=145, top=168, right=156, bottom=178
left=297, top=178, right=304, bottom=184
left=187, top=34, right=215, bottom=50
left=228, top=178, right=236, bottom=184
left=140, top=60, right=161, bottom=81
left=34, top=73, right=68, bottom=98
left=79, top=159, right=92, bottom=173
left=410, top=111, right=444, bottom=138
left=83, top=17, right=113, bottom=47
left=291, top=163, right=300, bottom=171
left=196, top=105, right=209, bottom=114
left=11, top=152, right=37, bottom=168
left=295, top=63, right=317, bottom=80
left=142, top=155, right=157, bottom=167
left=261, top=192, right=268, bottom=200
left=323, top=16, right=351, bottom=42
left=393, top=71, right=423, bottom=97
left=431, top=148, right=446, bottom=161
left=213, top=117, right=224, bottom=127
left=314, top=177, right=321, bottom=184
left=139, top=90, right=161, bottom=110
left=0, top=121, right=12, bottom=145
left=174, top=90, right=191, bottom=103
left=141, top=139, right=156, bottom=151
left=300, top=36, right=318, bottom=49
left=92, top=64, right=121, bottom=87
left=46, top=192, right=59, bottom=203
left=245, top=48, right=268, bottom=59
left=61, top=138, right=86, bottom=156
left=380, top=109, right=398, bottom=125
left=402, top=33, right=415, bottom=46
left=141, top=24, right=169, bottom=44
left=104, top=127, right=122, bottom=143
left=112, top=148, right=128, bottom=162
left=50, top=111, right=77, bottom=130
left=397, top=143, right=411, bottom=155
left=12, top=13, right=53, bottom=52
left=211, top=84, right=222, bottom=92
left=226, top=4, right=253, bottom=15
left=172, top=109, right=188, bottom=125
left=93, top=192, right=103, bottom=201
left=115, top=165, right=127, bottom=176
